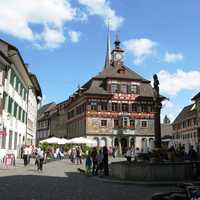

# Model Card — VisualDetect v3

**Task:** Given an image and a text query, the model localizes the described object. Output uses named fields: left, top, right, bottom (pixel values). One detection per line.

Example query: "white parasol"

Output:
left=40, top=137, right=61, bottom=144
left=68, top=137, right=96, bottom=144
left=58, top=138, right=70, bottom=145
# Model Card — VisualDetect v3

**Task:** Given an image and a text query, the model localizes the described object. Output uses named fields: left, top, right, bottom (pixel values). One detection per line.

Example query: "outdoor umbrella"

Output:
left=40, top=137, right=61, bottom=144
left=68, top=137, right=96, bottom=145
left=58, top=138, right=70, bottom=145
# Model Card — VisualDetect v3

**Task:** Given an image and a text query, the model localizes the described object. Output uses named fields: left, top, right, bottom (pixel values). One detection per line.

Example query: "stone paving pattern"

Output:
left=0, top=158, right=175, bottom=200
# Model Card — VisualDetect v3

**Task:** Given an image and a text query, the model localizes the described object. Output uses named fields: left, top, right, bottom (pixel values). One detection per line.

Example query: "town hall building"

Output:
left=64, top=34, right=156, bottom=154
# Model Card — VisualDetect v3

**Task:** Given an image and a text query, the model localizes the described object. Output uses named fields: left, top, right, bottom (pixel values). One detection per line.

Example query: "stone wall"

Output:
left=110, top=161, right=198, bottom=181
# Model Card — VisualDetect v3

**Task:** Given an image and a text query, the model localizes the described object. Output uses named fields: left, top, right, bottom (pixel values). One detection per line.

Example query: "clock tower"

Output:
left=111, top=35, right=124, bottom=64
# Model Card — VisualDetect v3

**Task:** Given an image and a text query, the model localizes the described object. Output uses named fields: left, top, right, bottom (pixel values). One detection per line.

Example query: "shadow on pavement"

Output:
left=0, top=172, right=176, bottom=200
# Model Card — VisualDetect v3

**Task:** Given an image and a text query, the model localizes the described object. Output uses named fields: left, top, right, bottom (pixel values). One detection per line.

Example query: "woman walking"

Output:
left=103, top=146, right=109, bottom=176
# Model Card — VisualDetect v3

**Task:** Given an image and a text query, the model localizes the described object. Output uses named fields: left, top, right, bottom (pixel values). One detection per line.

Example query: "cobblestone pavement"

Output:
left=0, top=158, right=175, bottom=200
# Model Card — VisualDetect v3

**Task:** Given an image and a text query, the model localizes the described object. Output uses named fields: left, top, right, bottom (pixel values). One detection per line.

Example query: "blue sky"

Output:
left=0, top=0, right=200, bottom=121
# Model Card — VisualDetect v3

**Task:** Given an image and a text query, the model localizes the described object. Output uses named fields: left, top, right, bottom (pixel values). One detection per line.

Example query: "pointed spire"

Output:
left=104, top=20, right=111, bottom=69
left=114, top=31, right=121, bottom=48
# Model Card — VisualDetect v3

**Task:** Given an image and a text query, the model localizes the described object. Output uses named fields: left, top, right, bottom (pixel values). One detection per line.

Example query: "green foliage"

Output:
left=40, top=142, right=49, bottom=152
left=81, top=145, right=92, bottom=154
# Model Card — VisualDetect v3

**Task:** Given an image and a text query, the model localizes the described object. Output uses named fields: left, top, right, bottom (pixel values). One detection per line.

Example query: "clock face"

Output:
left=114, top=53, right=122, bottom=61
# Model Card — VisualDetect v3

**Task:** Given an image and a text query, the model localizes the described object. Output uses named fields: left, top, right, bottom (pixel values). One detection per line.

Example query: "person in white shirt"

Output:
left=36, top=148, right=44, bottom=171
left=27, top=146, right=32, bottom=165
left=23, top=146, right=29, bottom=166
left=126, top=148, right=132, bottom=163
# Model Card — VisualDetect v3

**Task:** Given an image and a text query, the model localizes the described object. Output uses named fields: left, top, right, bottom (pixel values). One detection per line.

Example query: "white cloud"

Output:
left=164, top=52, right=184, bottom=63
left=0, top=0, right=76, bottom=48
left=123, top=38, right=157, bottom=64
left=162, top=100, right=174, bottom=109
left=79, top=0, right=124, bottom=30
left=68, top=31, right=81, bottom=43
left=157, top=69, right=200, bottom=95
left=36, top=27, right=66, bottom=49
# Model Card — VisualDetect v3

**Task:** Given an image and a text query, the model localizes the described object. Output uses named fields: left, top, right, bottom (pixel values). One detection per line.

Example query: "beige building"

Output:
left=0, top=39, right=42, bottom=159
left=172, top=92, right=200, bottom=152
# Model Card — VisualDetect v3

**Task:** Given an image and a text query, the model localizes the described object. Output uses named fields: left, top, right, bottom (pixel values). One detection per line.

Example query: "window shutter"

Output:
left=117, top=84, right=120, bottom=93
left=128, top=85, right=131, bottom=93
left=8, top=97, right=13, bottom=114
left=18, top=107, right=22, bottom=120
left=14, top=102, right=17, bottom=118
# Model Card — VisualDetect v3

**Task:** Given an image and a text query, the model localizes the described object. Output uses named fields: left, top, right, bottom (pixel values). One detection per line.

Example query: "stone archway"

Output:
left=114, top=138, right=119, bottom=147
left=101, top=137, right=107, bottom=147
left=149, top=138, right=154, bottom=152
left=141, top=138, right=148, bottom=153
left=94, top=137, right=100, bottom=147
left=130, top=137, right=135, bottom=148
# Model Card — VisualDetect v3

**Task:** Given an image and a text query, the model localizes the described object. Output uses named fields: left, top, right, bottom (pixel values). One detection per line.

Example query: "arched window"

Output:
left=114, top=138, right=119, bottom=146
left=93, top=137, right=100, bottom=147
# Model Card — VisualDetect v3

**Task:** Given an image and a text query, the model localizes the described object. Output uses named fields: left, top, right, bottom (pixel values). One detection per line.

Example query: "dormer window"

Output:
left=111, top=84, right=119, bottom=93
left=121, top=85, right=127, bottom=93
left=117, top=68, right=125, bottom=74
left=91, top=102, right=97, bottom=111
left=130, top=85, right=138, bottom=94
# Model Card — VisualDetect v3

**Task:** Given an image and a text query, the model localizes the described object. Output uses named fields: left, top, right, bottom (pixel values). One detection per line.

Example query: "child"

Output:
left=85, top=154, right=92, bottom=175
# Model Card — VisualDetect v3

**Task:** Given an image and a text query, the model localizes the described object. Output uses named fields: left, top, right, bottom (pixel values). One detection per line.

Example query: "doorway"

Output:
left=121, top=138, right=127, bottom=154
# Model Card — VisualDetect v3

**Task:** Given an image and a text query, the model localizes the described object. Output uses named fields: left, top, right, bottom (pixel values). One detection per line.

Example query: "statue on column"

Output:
left=153, top=74, right=162, bottom=149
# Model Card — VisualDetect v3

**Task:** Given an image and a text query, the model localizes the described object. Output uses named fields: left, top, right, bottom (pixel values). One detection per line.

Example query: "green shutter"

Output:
left=10, top=69, right=15, bottom=86
left=8, top=97, right=13, bottom=114
left=20, top=86, right=23, bottom=96
left=16, top=77, right=19, bottom=91
left=14, top=102, right=17, bottom=118
left=22, top=110, right=25, bottom=123
left=117, top=84, right=120, bottom=93
left=18, top=107, right=21, bottom=120
left=24, top=91, right=27, bottom=101
left=127, top=85, right=131, bottom=94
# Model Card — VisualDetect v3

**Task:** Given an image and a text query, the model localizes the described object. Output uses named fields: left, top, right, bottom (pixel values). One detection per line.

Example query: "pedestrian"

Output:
left=70, top=148, right=76, bottom=163
left=23, top=146, right=29, bottom=166
left=56, top=147, right=60, bottom=159
left=37, top=148, right=44, bottom=171
left=76, top=147, right=82, bottom=165
left=85, top=154, right=92, bottom=175
left=112, top=147, right=116, bottom=158
left=125, top=148, right=132, bottom=163
left=91, top=147, right=98, bottom=176
left=188, top=145, right=197, bottom=161
left=103, top=146, right=109, bottom=176
left=97, top=149, right=104, bottom=177
left=27, top=145, right=32, bottom=164
left=134, top=147, right=140, bottom=162
left=35, top=148, right=40, bottom=170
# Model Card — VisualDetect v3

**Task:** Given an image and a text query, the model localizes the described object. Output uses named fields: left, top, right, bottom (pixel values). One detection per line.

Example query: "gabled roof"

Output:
left=173, top=104, right=196, bottom=124
left=0, top=50, right=11, bottom=65
left=38, top=102, right=56, bottom=120
left=95, top=63, right=149, bottom=82
left=0, top=39, right=42, bottom=100
left=29, top=73, right=42, bottom=99
left=83, top=79, right=111, bottom=96
left=66, top=38, right=156, bottom=101
left=191, top=92, right=200, bottom=101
